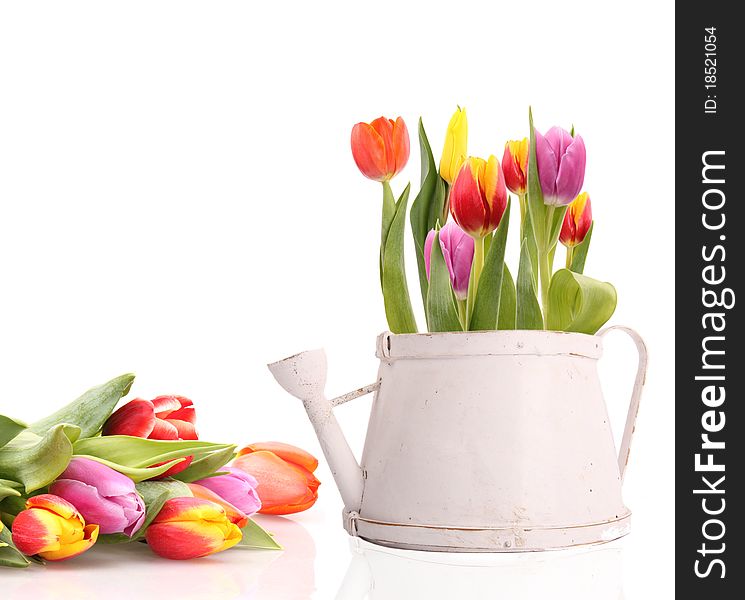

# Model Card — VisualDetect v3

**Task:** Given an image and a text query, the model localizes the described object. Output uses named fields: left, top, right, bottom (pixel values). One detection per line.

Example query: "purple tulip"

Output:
left=535, top=126, right=586, bottom=206
left=49, top=457, right=145, bottom=536
left=424, top=221, right=474, bottom=301
left=193, top=467, right=261, bottom=516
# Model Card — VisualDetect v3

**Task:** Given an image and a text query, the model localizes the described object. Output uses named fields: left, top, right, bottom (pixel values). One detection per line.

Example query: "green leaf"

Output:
left=171, top=446, right=236, bottom=483
left=75, top=454, right=187, bottom=483
left=73, top=436, right=235, bottom=469
left=235, top=518, right=282, bottom=550
left=470, top=201, right=511, bottom=330
left=29, top=374, right=135, bottom=438
left=382, top=184, right=418, bottom=333
left=426, top=228, right=463, bottom=332
left=522, top=205, right=539, bottom=290
left=0, top=425, right=79, bottom=493
left=0, top=479, right=22, bottom=503
left=0, top=415, right=27, bottom=449
left=547, top=269, right=617, bottom=334
left=0, top=526, right=30, bottom=568
left=380, top=181, right=396, bottom=289
left=526, top=107, right=547, bottom=251
left=569, top=222, right=594, bottom=274
left=497, top=264, right=516, bottom=330
left=548, top=205, right=569, bottom=252
left=516, top=239, right=544, bottom=330
left=410, top=119, right=448, bottom=309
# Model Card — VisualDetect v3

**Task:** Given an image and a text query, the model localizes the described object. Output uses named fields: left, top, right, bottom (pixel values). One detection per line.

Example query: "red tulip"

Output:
left=350, top=116, right=410, bottom=182
left=233, top=442, right=320, bottom=515
left=103, top=395, right=197, bottom=477
left=450, top=156, right=507, bottom=239
left=145, top=497, right=242, bottom=560
left=559, top=192, right=592, bottom=247
left=502, top=138, right=529, bottom=195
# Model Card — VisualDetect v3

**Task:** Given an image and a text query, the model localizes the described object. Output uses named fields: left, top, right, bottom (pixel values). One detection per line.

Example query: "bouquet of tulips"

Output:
left=350, top=107, right=615, bottom=334
left=0, top=375, right=320, bottom=568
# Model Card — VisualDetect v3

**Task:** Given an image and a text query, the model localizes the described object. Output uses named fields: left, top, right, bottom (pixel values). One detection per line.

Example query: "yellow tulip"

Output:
left=439, top=107, right=468, bottom=184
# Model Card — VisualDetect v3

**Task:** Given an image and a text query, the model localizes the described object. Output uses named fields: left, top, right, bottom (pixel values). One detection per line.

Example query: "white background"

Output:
left=0, top=1, right=674, bottom=598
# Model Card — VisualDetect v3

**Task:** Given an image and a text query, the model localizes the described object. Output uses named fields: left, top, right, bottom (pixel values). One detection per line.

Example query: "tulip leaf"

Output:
left=569, top=222, right=594, bottom=274
left=426, top=228, right=463, bottom=332
left=410, top=118, right=448, bottom=309
left=380, top=181, right=397, bottom=289
left=73, top=436, right=236, bottom=469
left=75, top=454, right=187, bottom=483
left=516, top=239, right=544, bottom=330
left=235, top=518, right=282, bottom=550
left=497, top=264, right=516, bottom=330
left=522, top=204, right=540, bottom=290
left=547, top=269, right=617, bottom=334
left=526, top=107, right=547, bottom=251
left=0, top=526, right=30, bottom=568
left=0, top=415, right=27, bottom=449
left=0, top=424, right=79, bottom=493
left=382, top=183, right=418, bottom=333
left=29, top=373, right=135, bottom=439
left=0, top=479, right=22, bottom=503
left=171, top=446, right=236, bottom=483
left=470, top=201, right=511, bottom=330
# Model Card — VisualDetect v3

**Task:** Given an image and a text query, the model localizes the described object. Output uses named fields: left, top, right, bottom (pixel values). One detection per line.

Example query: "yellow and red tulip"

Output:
left=560, top=192, right=593, bottom=247
left=502, top=138, right=529, bottom=196
left=439, top=107, right=468, bottom=185
left=449, top=156, right=508, bottom=239
left=11, top=494, right=99, bottom=561
left=233, top=442, right=320, bottom=515
left=187, top=483, right=249, bottom=528
left=350, top=116, right=410, bottom=182
left=145, top=497, right=242, bottom=560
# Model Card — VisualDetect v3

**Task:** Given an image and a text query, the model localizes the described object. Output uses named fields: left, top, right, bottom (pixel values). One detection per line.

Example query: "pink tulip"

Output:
left=49, top=457, right=145, bottom=536
left=535, top=126, right=586, bottom=206
left=424, top=221, right=474, bottom=301
left=193, top=467, right=261, bottom=517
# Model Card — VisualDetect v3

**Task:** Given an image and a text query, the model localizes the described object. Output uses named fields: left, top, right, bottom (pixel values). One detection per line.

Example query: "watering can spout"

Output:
left=268, top=349, right=368, bottom=512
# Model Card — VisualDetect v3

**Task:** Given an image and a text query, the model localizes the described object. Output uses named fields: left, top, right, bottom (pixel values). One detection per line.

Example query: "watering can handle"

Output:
left=599, top=326, right=648, bottom=483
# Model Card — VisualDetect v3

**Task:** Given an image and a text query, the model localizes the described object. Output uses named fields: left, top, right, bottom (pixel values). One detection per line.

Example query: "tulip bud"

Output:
left=350, top=116, right=410, bottom=182
left=560, top=192, right=593, bottom=247
left=49, top=457, right=146, bottom=536
left=424, top=222, right=474, bottom=301
left=11, top=494, right=99, bottom=561
left=449, top=156, right=507, bottom=239
left=502, top=138, right=529, bottom=195
left=192, top=467, right=261, bottom=517
left=145, top=497, right=242, bottom=560
left=233, top=442, right=320, bottom=515
left=535, top=126, right=586, bottom=206
left=439, top=107, right=468, bottom=184
left=103, top=395, right=198, bottom=477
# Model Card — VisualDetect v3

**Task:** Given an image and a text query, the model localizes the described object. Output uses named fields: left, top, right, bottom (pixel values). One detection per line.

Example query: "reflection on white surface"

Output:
left=1, top=515, right=315, bottom=600
left=335, top=539, right=624, bottom=600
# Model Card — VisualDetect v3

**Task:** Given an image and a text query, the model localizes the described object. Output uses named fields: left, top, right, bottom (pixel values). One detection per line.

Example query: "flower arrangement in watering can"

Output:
left=269, top=108, right=648, bottom=552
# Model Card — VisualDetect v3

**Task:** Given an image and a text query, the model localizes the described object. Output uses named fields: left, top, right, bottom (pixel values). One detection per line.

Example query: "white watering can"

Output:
left=268, top=328, right=647, bottom=552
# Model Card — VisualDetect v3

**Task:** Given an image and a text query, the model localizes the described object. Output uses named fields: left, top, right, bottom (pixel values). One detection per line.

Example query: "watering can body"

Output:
left=269, top=329, right=647, bottom=552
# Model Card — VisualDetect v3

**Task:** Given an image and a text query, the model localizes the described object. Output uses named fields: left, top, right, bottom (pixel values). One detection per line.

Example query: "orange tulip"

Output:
left=233, top=442, right=320, bottom=515
left=350, top=116, right=410, bottom=182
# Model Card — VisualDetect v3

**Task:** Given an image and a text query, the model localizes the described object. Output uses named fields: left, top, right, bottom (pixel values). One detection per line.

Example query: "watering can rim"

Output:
left=376, top=329, right=605, bottom=360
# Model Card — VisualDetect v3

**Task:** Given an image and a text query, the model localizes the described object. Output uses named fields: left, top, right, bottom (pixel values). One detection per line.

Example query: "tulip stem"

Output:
left=566, top=246, right=574, bottom=269
left=457, top=299, right=467, bottom=330
left=465, top=236, right=485, bottom=330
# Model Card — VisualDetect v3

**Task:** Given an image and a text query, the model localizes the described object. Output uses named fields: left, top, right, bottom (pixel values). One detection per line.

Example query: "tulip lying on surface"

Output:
left=192, top=467, right=261, bottom=517
left=502, top=138, right=529, bottom=196
left=350, top=116, right=410, bottom=182
left=11, top=494, right=99, bottom=561
left=49, top=457, right=145, bottom=536
left=439, top=106, right=468, bottom=185
left=560, top=192, right=593, bottom=248
left=145, top=496, right=242, bottom=560
left=449, top=156, right=507, bottom=239
left=534, top=126, right=586, bottom=207
left=103, top=395, right=197, bottom=476
left=233, top=442, right=320, bottom=515
left=424, top=221, right=474, bottom=301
